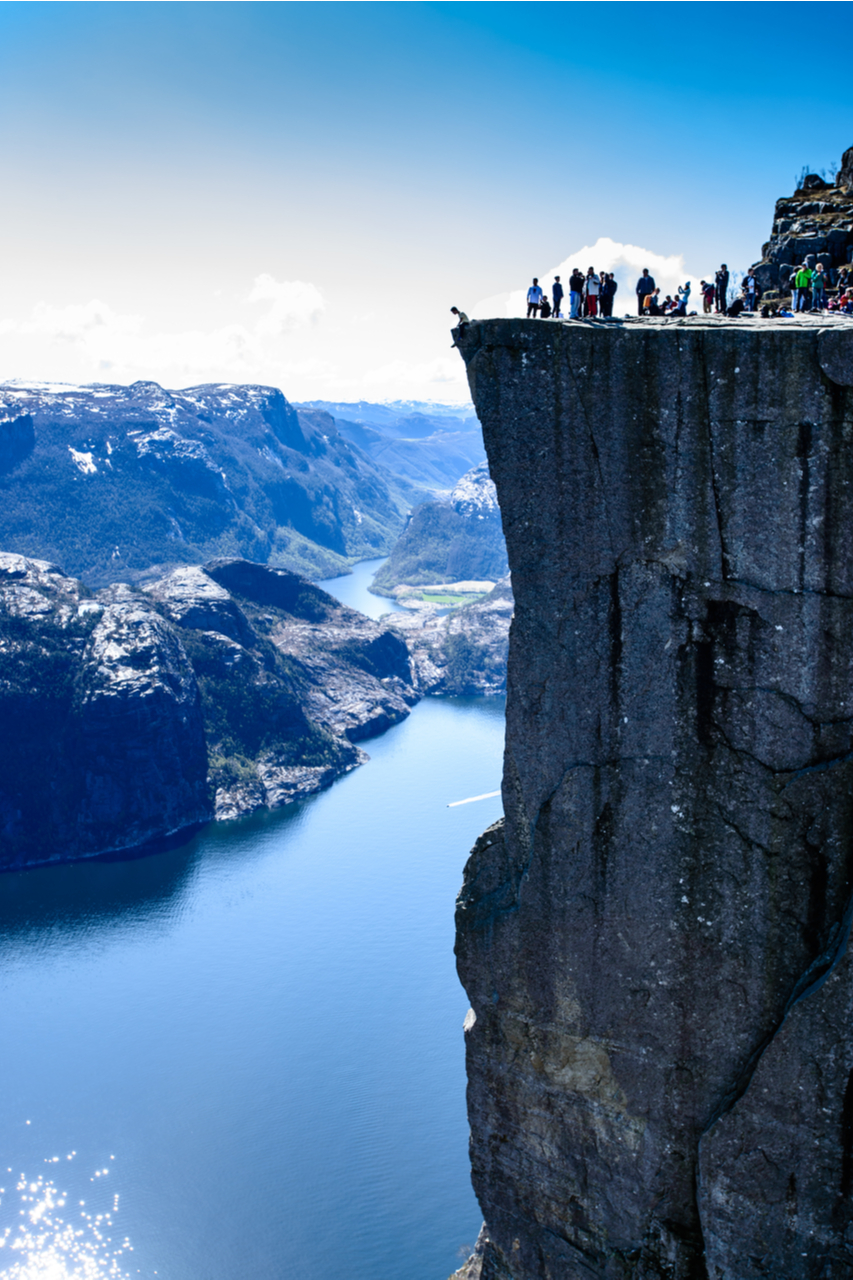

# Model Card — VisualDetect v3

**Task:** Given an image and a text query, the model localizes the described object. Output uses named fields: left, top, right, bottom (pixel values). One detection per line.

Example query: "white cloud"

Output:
left=362, top=355, right=468, bottom=397
left=475, top=236, right=717, bottom=319
left=247, top=274, right=326, bottom=335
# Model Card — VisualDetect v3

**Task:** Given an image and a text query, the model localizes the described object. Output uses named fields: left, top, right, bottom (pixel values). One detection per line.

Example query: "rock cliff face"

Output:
left=752, top=145, right=853, bottom=294
left=453, top=315, right=853, bottom=1278
left=0, top=553, right=416, bottom=868
left=0, top=381, right=410, bottom=586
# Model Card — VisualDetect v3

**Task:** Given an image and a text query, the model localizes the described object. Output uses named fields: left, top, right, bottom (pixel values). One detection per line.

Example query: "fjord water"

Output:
left=0, top=563, right=504, bottom=1280
left=317, top=556, right=405, bottom=619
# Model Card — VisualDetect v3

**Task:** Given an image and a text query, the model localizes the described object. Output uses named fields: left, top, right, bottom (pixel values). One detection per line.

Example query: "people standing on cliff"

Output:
left=701, top=280, right=715, bottom=314
left=552, top=276, right=564, bottom=318
left=569, top=268, right=585, bottom=319
left=636, top=268, right=655, bottom=316
left=584, top=267, right=601, bottom=318
left=794, top=264, right=811, bottom=312
left=715, top=265, right=729, bottom=313
left=811, top=263, right=827, bottom=311
left=526, top=278, right=543, bottom=318
left=744, top=271, right=757, bottom=312
left=600, top=273, right=617, bottom=318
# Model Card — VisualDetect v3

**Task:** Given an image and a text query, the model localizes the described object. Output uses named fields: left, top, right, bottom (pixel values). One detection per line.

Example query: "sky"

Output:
left=0, top=0, right=850, bottom=404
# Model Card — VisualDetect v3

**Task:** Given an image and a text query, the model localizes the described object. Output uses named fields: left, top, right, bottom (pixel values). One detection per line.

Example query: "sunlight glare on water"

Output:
left=0, top=1159, right=133, bottom=1280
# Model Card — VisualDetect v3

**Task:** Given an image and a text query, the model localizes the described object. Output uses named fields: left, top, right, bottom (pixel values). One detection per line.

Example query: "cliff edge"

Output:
left=453, top=314, right=853, bottom=1278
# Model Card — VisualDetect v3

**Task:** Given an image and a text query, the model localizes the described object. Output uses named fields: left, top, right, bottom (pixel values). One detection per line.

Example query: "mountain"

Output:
left=752, top=142, right=853, bottom=296
left=297, top=398, right=486, bottom=491
left=0, top=551, right=417, bottom=869
left=0, top=380, right=412, bottom=587
left=371, top=462, right=508, bottom=594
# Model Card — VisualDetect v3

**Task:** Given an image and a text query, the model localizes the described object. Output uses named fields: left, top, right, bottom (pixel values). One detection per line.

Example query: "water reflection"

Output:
left=0, top=1160, right=133, bottom=1279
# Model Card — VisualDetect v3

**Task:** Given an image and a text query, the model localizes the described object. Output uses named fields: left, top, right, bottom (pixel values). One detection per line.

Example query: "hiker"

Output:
left=600, top=273, right=617, bottom=318
left=744, top=271, right=757, bottom=312
left=450, top=307, right=470, bottom=346
left=527, top=278, right=543, bottom=318
left=677, top=281, right=691, bottom=314
left=540, top=295, right=552, bottom=319
left=636, top=268, right=655, bottom=316
left=584, top=267, right=601, bottom=317
left=569, top=268, right=585, bottom=319
left=552, top=275, right=564, bottom=318
left=643, top=287, right=662, bottom=316
left=715, top=265, right=729, bottom=313
left=793, top=263, right=811, bottom=312
left=811, top=263, right=827, bottom=311
left=700, top=280, right=715, bottom=314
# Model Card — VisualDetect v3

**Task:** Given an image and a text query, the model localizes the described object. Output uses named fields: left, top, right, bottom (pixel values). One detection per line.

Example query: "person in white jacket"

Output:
left=526, top=278, right=544, bottom=318
left=584, top=267, right=601, bottom=318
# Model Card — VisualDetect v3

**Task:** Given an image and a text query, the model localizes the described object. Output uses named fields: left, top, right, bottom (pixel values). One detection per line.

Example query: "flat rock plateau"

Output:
left=452, top=313, right=853, bottom=1279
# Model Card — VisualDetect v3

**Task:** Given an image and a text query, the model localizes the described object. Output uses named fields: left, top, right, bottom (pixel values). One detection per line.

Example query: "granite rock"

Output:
left=0, top=554, right=419, bottom=867
left=453, top=314, right=853, bottom=1278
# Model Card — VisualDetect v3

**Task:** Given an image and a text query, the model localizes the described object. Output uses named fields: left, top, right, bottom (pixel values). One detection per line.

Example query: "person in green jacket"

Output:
left=793, top=265, right=812, bottom=312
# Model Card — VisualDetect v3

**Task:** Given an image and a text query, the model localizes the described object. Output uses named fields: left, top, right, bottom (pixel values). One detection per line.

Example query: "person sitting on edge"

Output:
left=636, top=268, right=655, bottom=316
left=584, top=267, right=601, bottom=318
left=552, top=275, right=564, bottom=318
left=527, top=278, right=543, bottom=318
left=569, top=267, right=585, bottom=319
left=449, top=307, right=469, bottom=346
left=540, top=295, right=552, bottom=319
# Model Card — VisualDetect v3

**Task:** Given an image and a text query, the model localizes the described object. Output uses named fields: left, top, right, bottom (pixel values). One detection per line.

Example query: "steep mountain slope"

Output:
left=372, top=462, right=508, bottom=592
left=0, top=552, right=417, bottom=868
left=0, top=380, right=410, bottom=586
left=298, top=398, right=486, bottom=490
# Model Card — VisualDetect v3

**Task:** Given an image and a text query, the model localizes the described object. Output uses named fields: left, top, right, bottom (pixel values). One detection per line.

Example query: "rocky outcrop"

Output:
left=372, top=462, right=508, bottom=594
left=389, top=576, right=512, bottom=696
left=452, top=315, right=853, bottom=1277
left=0, top=380, right=410, bottom=586
left=0, top=553, right=417, bottom=868
left=752, top=145, right=853, bottom=294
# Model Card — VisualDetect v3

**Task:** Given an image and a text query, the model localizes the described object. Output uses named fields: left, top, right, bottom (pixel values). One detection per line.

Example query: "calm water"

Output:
left=317, top=557, right=404, bottom=619
left=0, top=695, right=504, bottom=1279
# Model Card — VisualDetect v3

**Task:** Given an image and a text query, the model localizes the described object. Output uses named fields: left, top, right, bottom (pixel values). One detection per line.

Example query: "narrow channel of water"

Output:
left=317, top=557, right=404, bottom=619
left=0, top=560, right=504, bottom=1279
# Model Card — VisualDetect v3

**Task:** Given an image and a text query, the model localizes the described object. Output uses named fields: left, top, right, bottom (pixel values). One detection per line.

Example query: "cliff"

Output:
left=0, top=381, right=411, bottom=586
left=752, top=144, right=853, bottom=295
left=452, top=314, right=853, bottom=1278
left=0, top=553, right=416, bottom=868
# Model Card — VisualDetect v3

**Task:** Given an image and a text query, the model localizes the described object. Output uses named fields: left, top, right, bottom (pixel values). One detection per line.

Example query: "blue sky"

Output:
left=0, top=1, right=850, bottom=401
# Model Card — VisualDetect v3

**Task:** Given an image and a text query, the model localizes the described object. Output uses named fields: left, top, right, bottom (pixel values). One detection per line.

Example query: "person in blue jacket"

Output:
left=636, top=269, right=655, bottom=316
left=552, top=276, right=564, bottom=318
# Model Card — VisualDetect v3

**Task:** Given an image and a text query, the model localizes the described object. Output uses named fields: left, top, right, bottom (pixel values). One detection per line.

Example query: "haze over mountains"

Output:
left=298, top=399, right=485, bottom=491
left=0, top=382, right=467, bottom=587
